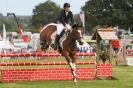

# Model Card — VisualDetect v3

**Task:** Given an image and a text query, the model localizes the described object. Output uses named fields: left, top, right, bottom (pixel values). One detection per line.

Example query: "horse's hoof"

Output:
left=51, top=44, right=57, bottom=50
left=54, top=47, right=57, bottom=50
left=74, top=81, right=78, bottom=85
left=74, top=79, right=77, bottom=85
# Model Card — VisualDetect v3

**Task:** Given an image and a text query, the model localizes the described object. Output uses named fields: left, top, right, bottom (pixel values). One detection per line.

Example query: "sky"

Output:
left=0, top=0, right=87, bottom=16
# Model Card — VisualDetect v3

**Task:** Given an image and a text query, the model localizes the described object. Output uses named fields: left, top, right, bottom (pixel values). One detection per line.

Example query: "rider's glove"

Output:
left=65, top=24, right=71, bottom=31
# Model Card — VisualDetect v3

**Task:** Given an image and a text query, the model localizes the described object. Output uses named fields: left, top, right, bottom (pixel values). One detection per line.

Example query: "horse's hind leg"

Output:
left=40, top=40, right=49, bottom=51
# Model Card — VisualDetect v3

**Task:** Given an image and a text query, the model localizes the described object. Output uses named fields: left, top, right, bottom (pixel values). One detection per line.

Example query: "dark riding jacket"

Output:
left=57, top=10, right=74, bottom=26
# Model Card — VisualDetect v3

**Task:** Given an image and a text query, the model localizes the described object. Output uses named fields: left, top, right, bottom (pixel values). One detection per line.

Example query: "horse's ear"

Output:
left=72, top=24, right=79, bottom=29
left=79, top=23, right=83, bottom=28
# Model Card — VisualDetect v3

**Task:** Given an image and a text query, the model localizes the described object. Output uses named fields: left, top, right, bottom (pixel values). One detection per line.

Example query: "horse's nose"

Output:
left=79, top=41, right=84, bottom=45
left=78, top=38, right=84, bottom=45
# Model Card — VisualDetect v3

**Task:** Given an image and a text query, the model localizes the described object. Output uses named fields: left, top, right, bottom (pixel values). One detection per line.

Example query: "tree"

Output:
left=82, top=0, right=133, bottom=34
left=32, top=0, right=61, bottom=28
left=0, top=16, right=17, bottom=32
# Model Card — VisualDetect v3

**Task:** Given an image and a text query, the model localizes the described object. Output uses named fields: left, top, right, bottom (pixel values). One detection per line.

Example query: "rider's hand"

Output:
left=65, top=24, right=71, bottom=30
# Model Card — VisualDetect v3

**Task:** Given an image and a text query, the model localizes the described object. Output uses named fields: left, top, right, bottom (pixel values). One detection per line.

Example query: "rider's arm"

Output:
left=70, top=11, right=74, bottom=25
left=60, top=10, right=66, bottom=26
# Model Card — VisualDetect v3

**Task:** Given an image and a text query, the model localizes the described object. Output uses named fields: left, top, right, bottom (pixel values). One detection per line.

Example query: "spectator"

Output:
left=0, top=34, right=2, bottom=40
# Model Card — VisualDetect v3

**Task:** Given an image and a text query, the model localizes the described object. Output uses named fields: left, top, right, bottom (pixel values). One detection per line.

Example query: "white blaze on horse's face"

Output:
left=77, top=29, right=84, bottom=45
left=78, top=30, right=82, bottom=38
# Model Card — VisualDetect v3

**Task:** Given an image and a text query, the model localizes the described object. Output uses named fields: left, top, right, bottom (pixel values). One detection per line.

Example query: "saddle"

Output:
left=57, top=29, right=70, bottom=49
left=50, top=27, right=71, bottom=50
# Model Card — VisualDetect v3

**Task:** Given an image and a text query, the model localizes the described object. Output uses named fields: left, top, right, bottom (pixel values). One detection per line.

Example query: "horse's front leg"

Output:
left=62, top=52, right=77, bottom=84
left=68, top=59, right=77, bottom=84
left=69, top=54, right=77, bottom=83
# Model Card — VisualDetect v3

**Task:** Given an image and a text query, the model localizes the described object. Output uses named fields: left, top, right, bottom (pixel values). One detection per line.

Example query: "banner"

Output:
left=19, top=26, right=29, bottom=43
left=79, top=11, right=85, bottom=27
left=3, top=24, right=6, bottom=42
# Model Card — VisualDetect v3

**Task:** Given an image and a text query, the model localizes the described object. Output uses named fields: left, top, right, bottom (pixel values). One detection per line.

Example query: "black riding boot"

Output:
left=54, top=35, right=60, bottom=50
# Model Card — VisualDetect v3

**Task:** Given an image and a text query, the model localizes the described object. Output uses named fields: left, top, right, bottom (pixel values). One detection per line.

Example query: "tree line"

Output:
left=32, top=0, right=133, bottom=33
left=0, top=0, right=132, bottom=34
left=82, top=0, right=133, bottom=34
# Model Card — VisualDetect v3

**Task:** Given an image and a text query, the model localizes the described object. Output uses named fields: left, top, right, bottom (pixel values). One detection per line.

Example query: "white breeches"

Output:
left=57, top=23, right=64, bottom=35
left=57, top=23, right=71, bottom=35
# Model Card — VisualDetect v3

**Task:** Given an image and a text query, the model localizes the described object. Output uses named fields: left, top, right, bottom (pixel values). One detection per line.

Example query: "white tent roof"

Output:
left=0, top=41, right=15, bottom=49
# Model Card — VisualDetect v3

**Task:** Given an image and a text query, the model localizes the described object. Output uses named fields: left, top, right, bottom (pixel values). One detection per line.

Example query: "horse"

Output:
left=40, top=23, right=84, bottom=83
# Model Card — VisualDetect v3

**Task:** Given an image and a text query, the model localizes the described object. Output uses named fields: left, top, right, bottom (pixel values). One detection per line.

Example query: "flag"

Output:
left=79, top=11, right=85, bottom=27
left=22, top=35, right=30, bottom=43
left=19, top=26, right=29, bottom=43
left=3, top=24, right=6, bottom=42
left=19, top=28, right=24, bottom=35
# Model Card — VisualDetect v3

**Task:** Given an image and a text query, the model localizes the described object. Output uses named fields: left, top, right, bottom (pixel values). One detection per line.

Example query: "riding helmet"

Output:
left=63, top=3, right=70, bottom=8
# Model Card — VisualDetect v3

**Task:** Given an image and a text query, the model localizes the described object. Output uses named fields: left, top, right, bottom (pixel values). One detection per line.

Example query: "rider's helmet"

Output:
left=63, top=3, right=70, bottom=8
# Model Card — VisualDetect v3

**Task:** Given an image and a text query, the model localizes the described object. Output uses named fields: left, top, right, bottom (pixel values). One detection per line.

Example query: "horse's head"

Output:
left=70, top=24, right=84, bottom=45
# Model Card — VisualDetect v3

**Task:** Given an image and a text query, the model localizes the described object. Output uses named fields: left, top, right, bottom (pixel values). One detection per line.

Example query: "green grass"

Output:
left=0, top=57, right=133, bottom=88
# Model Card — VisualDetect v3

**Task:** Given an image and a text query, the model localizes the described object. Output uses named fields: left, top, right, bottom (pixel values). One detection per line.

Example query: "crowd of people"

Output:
left=77, top=42, right=94, bottom=53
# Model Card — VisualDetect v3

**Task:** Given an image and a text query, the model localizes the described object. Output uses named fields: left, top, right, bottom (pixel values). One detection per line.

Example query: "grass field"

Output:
left=0, top=57, right=133, bottom=88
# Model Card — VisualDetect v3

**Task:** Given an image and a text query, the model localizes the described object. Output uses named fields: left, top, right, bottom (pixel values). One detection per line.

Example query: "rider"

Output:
left=54, top=3, right=74, bottom=50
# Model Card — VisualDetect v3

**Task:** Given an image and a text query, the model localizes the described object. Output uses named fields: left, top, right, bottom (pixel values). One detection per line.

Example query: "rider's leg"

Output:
left=54, top=35, right=60, bottom=50
left=54, top=23, right=64, bottom=50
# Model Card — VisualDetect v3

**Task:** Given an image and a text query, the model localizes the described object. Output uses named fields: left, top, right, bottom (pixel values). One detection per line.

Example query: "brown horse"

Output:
left=40, top=23, right=84, bottom=83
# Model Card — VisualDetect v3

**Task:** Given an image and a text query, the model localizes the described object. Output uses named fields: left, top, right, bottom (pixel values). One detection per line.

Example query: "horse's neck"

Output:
left=66, top=32, right=76, bottom=44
